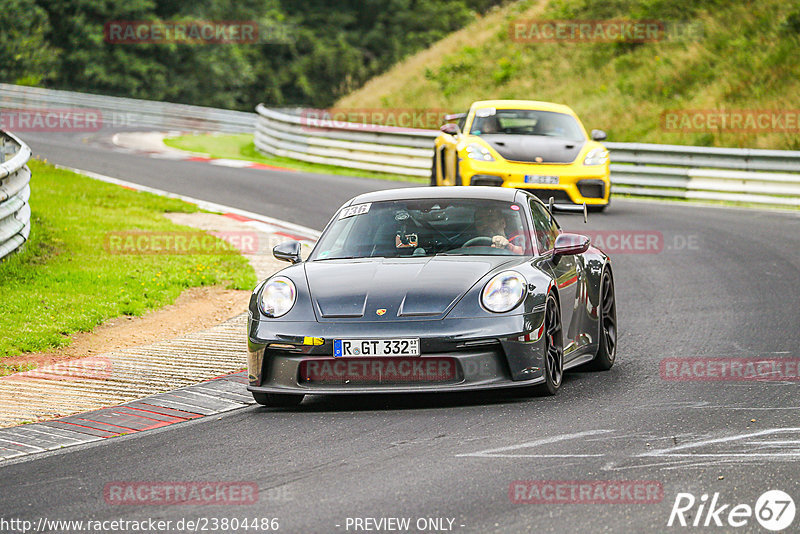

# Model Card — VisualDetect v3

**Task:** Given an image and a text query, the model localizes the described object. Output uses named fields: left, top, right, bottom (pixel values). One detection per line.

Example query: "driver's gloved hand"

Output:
left=492, top=235, right=510, bottom=248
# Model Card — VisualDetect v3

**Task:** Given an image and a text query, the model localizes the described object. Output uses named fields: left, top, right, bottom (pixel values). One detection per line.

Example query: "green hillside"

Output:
left=336, top=0, right=800, bottom=150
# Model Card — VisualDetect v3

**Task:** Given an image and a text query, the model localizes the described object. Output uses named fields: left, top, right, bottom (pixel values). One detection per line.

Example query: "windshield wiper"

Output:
left=313, top=255, right=386, bottom=261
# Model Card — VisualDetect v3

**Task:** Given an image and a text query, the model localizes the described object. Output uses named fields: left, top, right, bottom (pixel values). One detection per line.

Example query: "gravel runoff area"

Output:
left=0, top=211, right=313, bottom=429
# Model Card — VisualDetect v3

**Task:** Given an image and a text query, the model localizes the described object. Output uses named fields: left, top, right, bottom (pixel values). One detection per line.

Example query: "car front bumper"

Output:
left=461, top=159, right=610, bottom=205
left=247, top=314, right=548, bottom=395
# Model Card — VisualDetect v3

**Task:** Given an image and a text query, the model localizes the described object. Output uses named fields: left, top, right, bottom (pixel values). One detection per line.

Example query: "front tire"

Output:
left=534, top=293, right=564, bottom=396
left=587, top=268, right=617, bottom=370
left=429, top=158, right=438, bottom=186
left=252, top=392, right=304, bottom=407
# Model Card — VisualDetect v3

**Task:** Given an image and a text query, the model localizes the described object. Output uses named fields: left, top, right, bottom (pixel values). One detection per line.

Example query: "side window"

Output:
left=528, top=200, right=560, bottom=252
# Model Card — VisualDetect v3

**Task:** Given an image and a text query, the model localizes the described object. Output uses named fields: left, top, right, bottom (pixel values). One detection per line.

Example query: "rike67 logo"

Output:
left=668, top=490, right=795, bottom=531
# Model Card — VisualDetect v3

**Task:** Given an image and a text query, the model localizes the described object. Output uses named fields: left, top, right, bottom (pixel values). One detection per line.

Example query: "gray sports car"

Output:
left=247, top=187, right=616, bottom=406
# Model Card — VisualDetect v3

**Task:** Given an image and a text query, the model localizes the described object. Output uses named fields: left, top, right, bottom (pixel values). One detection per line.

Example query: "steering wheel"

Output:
left=463, top=236, right=493, bottom=247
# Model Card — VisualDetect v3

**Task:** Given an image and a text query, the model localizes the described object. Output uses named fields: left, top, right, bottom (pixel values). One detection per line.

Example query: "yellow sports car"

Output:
left=432, top=100, right=610, bottom=211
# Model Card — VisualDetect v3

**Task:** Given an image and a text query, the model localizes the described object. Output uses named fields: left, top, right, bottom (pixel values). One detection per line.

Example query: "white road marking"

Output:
left=466, top=453, right=605, bottom=458
left=456, top=429, right=612, bottom=458
left=208, top=158, right=254, bottom=168
left=745, top=440, right=800, bottom=446
left=640, top=427, right=800, bottom=458
left=704, top=406, right=800, bottom=410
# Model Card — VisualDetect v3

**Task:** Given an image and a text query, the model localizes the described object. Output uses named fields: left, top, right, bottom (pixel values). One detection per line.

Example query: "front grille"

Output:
left=577, top=180, right=605, bottom=199
left=527, top=189, right=574, bottom=204
left=298, top=357, right=458, bottom=386
left=471, top=174, right=504, bottom=186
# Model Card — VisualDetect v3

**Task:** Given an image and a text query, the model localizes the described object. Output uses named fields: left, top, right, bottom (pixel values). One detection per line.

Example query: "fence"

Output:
left=0, top=130, right=32, bottom=260
left=1, top=84, right=797, bottom=207
left=255, top=106, right=800, bottom=207
left=0, top=83, right=255, bottom=133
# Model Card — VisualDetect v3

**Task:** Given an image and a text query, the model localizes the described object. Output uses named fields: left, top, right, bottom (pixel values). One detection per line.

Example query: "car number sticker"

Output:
left=333, top=338, right=420, bottom=357
left=339, top=203, right=371, bottom=219
left=525, top=175, right=559, bottom=184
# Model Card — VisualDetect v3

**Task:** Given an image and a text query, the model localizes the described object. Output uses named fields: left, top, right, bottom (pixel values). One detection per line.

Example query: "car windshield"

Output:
left=470, top=109, right=584, bottom=139
left=309, top=199, right=531, bottom=260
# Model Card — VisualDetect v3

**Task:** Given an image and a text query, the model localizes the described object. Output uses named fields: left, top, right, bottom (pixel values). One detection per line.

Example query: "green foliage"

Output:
left=6, top=0, right=504, bottom=109
left=0, top=0, right=57, bottom=85
left=342, top=0, right=800, bottom=150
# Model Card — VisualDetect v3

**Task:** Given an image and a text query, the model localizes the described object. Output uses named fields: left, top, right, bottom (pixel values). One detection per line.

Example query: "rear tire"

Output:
left=429, top=158, right=438, bottom=186
left=587, top=269, right=617, bottom=371
left=252, top=392, right=304, bottom=407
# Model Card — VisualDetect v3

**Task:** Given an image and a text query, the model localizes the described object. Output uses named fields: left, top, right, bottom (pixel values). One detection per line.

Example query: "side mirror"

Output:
left=273, top=240, right=302, bottom=264
left=440, top=123, right=460, bottom=136
left=553, top=233, right=590, bottom=257
left=591, top=129, right=607, bottom=141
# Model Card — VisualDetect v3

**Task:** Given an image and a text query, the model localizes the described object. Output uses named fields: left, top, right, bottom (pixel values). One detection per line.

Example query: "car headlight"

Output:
left=481, top=271, right=527, bottom=313
left=584, top=148, right=608, bottom=166
left=465, top=143, right=495, bottom=161
left=259, top=276, right=296, bottom=318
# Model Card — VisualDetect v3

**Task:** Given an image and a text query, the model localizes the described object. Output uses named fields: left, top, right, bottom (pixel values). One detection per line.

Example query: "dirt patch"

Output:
left=2, top=286, right=250, bottom=372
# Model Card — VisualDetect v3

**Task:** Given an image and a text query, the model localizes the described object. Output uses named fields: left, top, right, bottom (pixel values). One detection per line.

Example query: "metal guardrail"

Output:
left=2, top=84, right=797, bottom=207
left=255, top=106, right=800, bottom=207
left=0, top=83, right=255, bottom=133
left=606, top=143, right=800, bottom=206
left=255, top=105, right=436, bottom=177
left=0, top=130, right=32, bottom=260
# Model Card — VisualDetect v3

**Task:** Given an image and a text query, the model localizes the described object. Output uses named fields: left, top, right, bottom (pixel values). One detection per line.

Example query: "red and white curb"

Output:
left=110, top=131, right=297, bottom=173
left=0, top=371, right=253, bottom=461
left=0, top=167, right=320, bottom=463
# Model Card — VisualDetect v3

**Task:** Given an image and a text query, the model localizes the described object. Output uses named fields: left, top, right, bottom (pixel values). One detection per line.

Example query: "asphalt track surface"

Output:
left=2, top=129, right=799, bottom=533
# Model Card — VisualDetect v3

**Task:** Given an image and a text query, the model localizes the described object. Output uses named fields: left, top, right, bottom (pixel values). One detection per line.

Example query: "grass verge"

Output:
left=163, top=133, right=427, bottom=184
left=337, top=0, right=800, bottom=151
left=0, top=159, right=256, bottom=368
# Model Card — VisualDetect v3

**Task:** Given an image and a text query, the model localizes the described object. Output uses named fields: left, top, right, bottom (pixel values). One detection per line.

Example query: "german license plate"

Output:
left=333, top=338, right=420, bottom=357
left=525, top=175, right=559, bottom=184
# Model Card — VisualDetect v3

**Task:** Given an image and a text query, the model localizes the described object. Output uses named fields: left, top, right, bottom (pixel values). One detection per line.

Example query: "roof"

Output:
left=470, top=99, right=576, bottom=116
left=347, top=186, right=521, bottom=205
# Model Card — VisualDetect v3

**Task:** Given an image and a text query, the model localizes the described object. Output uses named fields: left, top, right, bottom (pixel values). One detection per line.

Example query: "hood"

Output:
left=476, top=134, right=585, bottom=164
left=304, top=256, right=515, bottom=321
